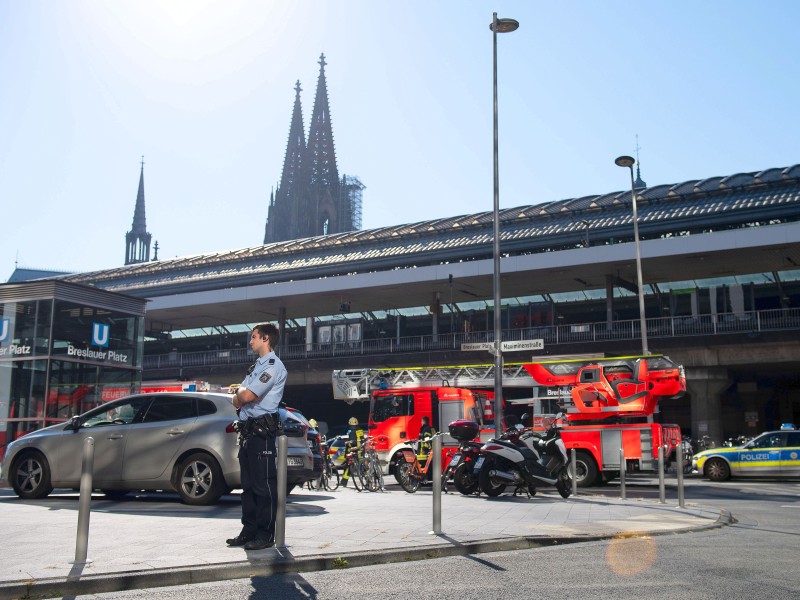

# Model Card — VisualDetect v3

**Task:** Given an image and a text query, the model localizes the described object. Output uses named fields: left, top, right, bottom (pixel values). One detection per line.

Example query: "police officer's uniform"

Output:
left=232, top=351, right=287, bottom=549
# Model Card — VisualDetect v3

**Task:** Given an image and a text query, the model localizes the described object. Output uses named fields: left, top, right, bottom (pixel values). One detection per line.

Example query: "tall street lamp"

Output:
left=615, top=155, right=649, bottom=356
left=491, top=13, right=519, bottom=437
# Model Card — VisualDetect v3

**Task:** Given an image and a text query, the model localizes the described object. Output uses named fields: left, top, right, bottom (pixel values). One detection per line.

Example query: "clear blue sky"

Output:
left=2, top=0, right=798, bottom=280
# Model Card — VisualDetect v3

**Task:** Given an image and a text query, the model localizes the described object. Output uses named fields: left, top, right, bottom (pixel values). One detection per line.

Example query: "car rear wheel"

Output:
left=11, top=451, right=53, bottom=500
left=704, top=457, right=731, bottom=482
left=176, top=453, right=226, bottom=505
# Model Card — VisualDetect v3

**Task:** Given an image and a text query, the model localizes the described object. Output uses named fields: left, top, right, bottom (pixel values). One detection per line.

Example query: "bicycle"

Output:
left=395, top=435, right=440, bottom=493
left=308, top=437, right=341, bottom=491
left=341, top=441, right=366, bottom=491
left=359, top=436, right=385, bottom=492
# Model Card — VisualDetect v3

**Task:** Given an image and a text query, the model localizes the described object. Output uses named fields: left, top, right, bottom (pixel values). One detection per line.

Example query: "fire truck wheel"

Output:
left=453, top=463, right=479, bottom=495
left=574, top=451, right=598, bottom=488
left=478, top=458, right=506, bottom=497
left=704, top=458, right=731, bottom=482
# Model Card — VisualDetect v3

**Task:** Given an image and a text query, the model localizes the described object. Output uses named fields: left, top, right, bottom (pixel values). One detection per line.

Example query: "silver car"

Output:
left=1, top=392, right=315, bottom=505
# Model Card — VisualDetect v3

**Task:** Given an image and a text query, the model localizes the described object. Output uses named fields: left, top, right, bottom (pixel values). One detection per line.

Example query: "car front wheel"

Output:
left=12, top=451, right=54, bottom=500
left=704, top=457, right=731, bottom=482
left=176, top=453, right=226, bottom=505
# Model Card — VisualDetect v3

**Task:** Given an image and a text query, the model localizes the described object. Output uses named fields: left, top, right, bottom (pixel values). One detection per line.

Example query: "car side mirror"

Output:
left=68, top=416, right=81, bottom=431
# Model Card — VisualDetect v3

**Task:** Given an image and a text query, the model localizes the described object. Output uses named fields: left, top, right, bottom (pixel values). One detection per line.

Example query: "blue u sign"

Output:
left=0, top=318, right=9, bottom=342
left=92, top=322, right=110, bottom=347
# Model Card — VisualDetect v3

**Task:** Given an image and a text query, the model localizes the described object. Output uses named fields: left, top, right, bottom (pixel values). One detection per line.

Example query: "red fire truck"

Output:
left=332, top=356, right=686, bottom=486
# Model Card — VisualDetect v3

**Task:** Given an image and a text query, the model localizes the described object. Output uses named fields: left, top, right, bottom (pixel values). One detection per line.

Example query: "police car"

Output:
left=692, top=425, right=800, bottom=481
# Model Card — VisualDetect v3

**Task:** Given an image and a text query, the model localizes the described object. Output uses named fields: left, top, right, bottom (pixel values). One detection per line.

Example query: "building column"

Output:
left=278, top=307, right=286, bottom=349
left=685, top=367, right=730, bottom=447
left=305, top=317, right=313, bottom=351
left=605, top=274, right=614, bottom=329
left=431, top=292, right=440, bottom=342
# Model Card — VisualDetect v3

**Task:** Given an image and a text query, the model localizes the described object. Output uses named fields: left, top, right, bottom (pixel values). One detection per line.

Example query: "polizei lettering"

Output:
left=67, top=344, right=128, bottom=364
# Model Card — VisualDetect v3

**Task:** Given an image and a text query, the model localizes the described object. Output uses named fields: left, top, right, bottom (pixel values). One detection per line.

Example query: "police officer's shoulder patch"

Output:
left=260, top=372, right=272, bottom=383
left=268, top=358, right=275, bottom=365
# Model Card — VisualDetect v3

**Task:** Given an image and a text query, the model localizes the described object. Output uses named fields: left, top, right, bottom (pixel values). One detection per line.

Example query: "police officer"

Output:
left=226, top=323, right=287, bottom=550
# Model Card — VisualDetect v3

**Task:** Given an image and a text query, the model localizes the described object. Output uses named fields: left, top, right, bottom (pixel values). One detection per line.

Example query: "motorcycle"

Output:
left=475, top=413, right=572, bottom=499
left=443, top=420, right=485, bottom=495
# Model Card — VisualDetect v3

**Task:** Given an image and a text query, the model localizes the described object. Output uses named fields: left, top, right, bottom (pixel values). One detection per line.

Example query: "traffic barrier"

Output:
left=658, top=445, right=666, bottom=504
left=431, top=435, right=442, bottom=535
left=72, top=437, right=95, bottom=565
left=619, top=447, right=626, bottom=500
left=276, top=435, right=288, bottom=548
left=676, top=442, right=686, bottom=508
left=570, top=448, right=577, bottom=497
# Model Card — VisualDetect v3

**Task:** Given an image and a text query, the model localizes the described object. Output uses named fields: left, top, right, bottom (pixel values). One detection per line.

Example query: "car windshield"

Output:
left=372, top=393, right=414, bottom=422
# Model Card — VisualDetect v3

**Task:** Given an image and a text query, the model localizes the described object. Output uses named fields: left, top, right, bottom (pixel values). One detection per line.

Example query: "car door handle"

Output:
left=107, top=434, right=124, bottom=440
left=167, top=429, right=185, bottom=436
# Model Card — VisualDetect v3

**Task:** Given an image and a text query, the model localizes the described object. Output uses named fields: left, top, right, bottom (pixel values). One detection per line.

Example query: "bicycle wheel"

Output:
left=397, top=462, right=421, bottom=493
left=360, top=458, right=379, bottom=492
left=325, top=461, right=340, bottom=491
left=372, top=460, right=385, bottom=491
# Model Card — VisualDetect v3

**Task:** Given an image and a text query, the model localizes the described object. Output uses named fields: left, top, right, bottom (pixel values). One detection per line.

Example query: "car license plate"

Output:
left=448, top=453, right=461, bottom=468
left=287, top=457, right=304, bottom=466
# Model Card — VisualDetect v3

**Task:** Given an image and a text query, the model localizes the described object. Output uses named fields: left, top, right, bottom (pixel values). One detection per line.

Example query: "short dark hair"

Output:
left=253, top=323, right=280, bottom=348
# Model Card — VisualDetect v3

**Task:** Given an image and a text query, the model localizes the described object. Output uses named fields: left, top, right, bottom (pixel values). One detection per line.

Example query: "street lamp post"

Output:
left=491, top=12, right=519, bottom=437
left=615, top=155, right=649, bottom=356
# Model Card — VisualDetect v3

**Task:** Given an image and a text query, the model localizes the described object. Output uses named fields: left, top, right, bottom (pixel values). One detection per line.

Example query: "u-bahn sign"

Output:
left=461, top=339, right=544, bottom=352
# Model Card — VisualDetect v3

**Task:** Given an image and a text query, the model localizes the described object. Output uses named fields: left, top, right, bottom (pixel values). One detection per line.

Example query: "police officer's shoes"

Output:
left=226, top=533, right=253, bottom=547
left=244, top=537, right=275, bottom=550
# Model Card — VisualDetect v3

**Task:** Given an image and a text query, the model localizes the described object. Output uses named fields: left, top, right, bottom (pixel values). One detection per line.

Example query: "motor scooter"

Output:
left=475, top=413, right=572, bottom=499
left=443, top=420, right=484, bottom=495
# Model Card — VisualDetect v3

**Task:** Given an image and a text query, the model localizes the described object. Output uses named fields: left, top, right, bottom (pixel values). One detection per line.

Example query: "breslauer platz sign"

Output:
left=461, top=339, right=544, bottom=352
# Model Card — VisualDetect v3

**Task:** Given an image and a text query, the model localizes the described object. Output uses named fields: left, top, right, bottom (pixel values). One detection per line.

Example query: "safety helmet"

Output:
left=348, top=417, right=358, bottom=426
left=309, top=418, right=318, bottom=428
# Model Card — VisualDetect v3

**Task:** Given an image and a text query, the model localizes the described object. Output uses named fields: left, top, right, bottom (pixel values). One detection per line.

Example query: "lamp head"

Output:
left=615, top=155, right=635, bottom=169
left=490, top=18, right=520, bottom=33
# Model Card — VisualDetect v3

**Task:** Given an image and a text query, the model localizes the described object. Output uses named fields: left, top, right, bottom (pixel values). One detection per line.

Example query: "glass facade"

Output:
left=0, top=283, right=146, bottom=456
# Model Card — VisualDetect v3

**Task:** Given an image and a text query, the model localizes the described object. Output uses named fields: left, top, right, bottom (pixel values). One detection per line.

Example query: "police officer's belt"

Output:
left=237, top=414, right=280, bottom=439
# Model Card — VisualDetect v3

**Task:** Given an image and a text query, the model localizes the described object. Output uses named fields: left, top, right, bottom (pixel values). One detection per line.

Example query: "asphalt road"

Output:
left=73, top=478, right=800, bottom=600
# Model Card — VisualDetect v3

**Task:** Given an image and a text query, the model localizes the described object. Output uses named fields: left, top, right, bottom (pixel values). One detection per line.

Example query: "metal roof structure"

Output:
left=60, top=164, right=800, bottom=289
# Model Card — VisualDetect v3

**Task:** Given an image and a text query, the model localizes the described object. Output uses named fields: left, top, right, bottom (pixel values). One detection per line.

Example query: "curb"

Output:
left=0, top=509, right=733, bottom=600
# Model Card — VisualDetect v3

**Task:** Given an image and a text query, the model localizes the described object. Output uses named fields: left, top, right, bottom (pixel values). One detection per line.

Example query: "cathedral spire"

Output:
left=265, top=81, right=307, bottom=243
left=125, top=157, right=153, bottom=265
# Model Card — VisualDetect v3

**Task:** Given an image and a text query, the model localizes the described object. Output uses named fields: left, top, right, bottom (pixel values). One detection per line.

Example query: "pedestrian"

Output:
left=226, top=323, right=287, bottom=550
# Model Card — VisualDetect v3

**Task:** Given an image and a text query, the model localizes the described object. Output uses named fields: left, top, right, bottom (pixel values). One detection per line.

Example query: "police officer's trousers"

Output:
left=238, top=432, right=278, bottom=542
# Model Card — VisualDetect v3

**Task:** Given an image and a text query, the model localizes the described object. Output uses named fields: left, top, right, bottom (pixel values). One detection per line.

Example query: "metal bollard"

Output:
left=431, top=435, right=442, bottom=535
left=570, top=448, right=577, bottom=497
left=275, top=435, right=288, bottom=548
left=73, top=437, right=95, bottom=564
left=619, top=447, right=626, bottom=500
left=658, top=445, right=666, bottom=504
left=676, top=442, right=686, bottom=508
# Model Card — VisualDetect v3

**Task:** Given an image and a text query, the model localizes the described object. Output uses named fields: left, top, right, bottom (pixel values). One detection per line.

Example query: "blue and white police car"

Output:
left=692, top=424, right=800, bottom=481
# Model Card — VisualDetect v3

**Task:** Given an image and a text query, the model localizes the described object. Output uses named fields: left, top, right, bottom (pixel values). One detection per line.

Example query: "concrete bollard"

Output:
left=677, top=442, right=686, bottom=508
left=73, top=437, right=95, bottom=565
left=431, top=434, right=442, bottom=535
left=658, top=445, right=666, bottom=504
left=276, top=435, right=288, bottom=548
left=619, top=447, right=626, bottom=500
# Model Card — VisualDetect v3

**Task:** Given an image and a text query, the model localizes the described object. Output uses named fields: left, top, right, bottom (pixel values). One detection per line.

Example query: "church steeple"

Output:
left=263, top=54, right=359, bottom=244
left=303, top=53, right=341, bottom=237
left=265, top=81, right=307, bottom=243
left=125, top=157, right=153, bottom=265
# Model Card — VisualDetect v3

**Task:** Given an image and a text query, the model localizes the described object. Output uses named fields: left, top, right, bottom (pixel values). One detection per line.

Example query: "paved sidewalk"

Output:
left=0, top=483, right=729, bottom=599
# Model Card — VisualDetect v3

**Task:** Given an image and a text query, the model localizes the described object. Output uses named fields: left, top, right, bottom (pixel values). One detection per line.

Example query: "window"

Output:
left=82, top=397, right=152, bottom=427
left=141, top=396, right=196, bottom=423
left=198, top=399, right=217, bottom=416
left=372, top=393, right=414, bottom=422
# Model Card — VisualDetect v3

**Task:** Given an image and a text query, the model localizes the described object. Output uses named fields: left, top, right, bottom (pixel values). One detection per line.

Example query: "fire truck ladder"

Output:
left=332, top=364, right=537, bottom=403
